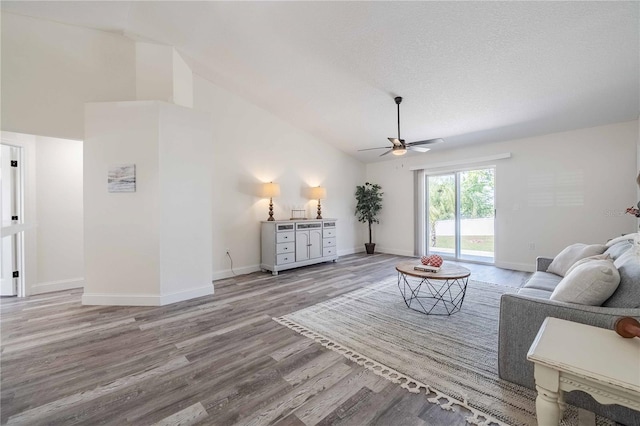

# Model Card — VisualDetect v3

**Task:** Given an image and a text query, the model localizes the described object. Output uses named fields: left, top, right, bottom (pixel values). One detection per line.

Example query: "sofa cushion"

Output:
left=550, top=259, right=620, bottom=305
left=603, top=240, right=633, bottom=261
left=547, top=243, right=607, bottom=277
left=517, top=287, right=553, bottom=299
left=603, top=250, right=640, bottom=308
left=523, top=271, right=562, bottom=292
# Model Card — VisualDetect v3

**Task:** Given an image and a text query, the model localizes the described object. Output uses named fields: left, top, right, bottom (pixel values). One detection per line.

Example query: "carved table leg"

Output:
left=535, top=385, right=562, bottom=425
left=533, top=364, right=562, bottom=425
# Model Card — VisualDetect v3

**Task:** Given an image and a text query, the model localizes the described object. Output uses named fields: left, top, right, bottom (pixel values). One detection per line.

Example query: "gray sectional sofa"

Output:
left=498, top=237, right=640, bottom=425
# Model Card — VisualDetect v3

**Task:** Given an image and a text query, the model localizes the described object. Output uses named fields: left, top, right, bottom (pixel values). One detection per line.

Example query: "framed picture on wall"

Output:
left=108, top=164, right=136, bottom=193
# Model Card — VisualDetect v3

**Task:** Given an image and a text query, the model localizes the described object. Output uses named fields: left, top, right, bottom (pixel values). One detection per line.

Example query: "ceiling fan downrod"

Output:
left=395, top=96, right=402, bottom=142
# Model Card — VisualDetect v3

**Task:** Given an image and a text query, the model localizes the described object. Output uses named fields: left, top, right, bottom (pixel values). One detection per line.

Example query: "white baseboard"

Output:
left=375, top=247, right=414, bottom=257
left=159, top=285, right=214, bottom=305
left=494, top=261, right=535, bottom=272
left=212, top=264, right=261, bottom=281
left=82, top=284, right=214, bottom=306
left=31, top=277, right=84, bottom=295
left=338, top=247, right=365, bottom=256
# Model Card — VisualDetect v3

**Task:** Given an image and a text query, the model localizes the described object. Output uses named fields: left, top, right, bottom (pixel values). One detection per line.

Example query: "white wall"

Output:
left=34, top=136, right=84, bottom=294
left=366, top=120, right=639, bottom=271
left=135, top=42, right=194, bottom=108
left=136, top=43, right=174, bottom=104
left=83, top=101, right=213, bottom=306
left=84, top=102, right=161, bottom=300
left=1, top=13, right=136, bottom=141
left=0, top=131, right=83, bottom=295
left=158, top=103, right=212, bottom=299
left=2, top=13, right=365, bottom=290
left=172, top=51, right=194, bottom=108
left=193, top=75, right=366, bottom=279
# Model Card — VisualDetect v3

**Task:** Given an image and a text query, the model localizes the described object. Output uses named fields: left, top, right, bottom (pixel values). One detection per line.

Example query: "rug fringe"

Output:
left=273, top=316, right=512, bottom=426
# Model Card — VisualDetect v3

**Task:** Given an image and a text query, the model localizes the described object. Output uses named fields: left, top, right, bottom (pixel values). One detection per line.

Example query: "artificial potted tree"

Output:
left=355, top=182, right=383, bottom=254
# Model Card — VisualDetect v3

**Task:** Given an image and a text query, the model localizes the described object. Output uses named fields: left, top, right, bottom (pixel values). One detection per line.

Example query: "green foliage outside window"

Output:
left=428, top=169, right=494, bottom=247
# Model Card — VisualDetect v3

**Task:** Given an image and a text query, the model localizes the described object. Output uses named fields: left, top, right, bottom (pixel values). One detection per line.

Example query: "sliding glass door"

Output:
left=427, top=168, right=495, bottom=263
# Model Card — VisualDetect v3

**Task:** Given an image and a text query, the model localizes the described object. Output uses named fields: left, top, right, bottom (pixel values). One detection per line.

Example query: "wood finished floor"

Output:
left=1, top=254, right=531, bottom=426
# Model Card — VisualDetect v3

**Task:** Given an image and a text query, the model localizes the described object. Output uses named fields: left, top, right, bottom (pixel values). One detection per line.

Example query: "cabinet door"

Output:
left=296, top=231, right=310, bottom=261
left=309, top=229, right=323, bottom=259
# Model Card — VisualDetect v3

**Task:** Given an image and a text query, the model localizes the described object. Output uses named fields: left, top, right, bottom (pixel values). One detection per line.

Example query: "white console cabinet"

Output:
left=261, top=219, right=338, bottom=275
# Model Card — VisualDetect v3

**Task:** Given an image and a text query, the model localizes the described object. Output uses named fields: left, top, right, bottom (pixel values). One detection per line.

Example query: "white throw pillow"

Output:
left=550, top=259, right=620, bottom=305
left=565, top=253, right=611, bottom=276
left=606, top=233, right=640, bottom=247
left=546, top=243, right=607, bottom=277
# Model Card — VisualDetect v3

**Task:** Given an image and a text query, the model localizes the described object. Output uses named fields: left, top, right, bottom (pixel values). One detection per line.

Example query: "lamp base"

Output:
left=316, top=199, right=322, bottom=219
left=268, top=198, right=275, bottom=221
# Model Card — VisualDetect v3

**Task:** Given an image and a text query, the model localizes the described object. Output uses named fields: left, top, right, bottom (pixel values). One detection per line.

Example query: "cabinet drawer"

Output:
left=323, top=221, right=336, bottom=228
left=277, top=253, right=295, bottom=265
left=296, top=222, right=322, bottom=230
left=277, top=242, right=294, bottom=254
left=323, top=237, right=336, bottom=247
left=323, top=228, right=336, bottom=238
left=276, top=231, right=294, bottom=243
left=323, top=247, right=336, bottom=257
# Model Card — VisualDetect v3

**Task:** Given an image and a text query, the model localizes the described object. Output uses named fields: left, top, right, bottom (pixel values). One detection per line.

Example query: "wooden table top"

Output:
left=527, top=317, right=640, bottom=393
left=396, top=261, right=471, bottom=280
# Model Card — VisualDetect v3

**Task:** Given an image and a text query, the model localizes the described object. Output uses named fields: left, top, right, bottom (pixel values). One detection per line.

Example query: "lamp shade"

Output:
left=309, top=186, right=327, bottom=200
left=262, top=182, right=280, bottom=198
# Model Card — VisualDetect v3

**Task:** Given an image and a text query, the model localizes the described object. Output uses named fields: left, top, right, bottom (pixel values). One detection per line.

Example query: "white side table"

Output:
left=527, top=317, right=640, bottom=425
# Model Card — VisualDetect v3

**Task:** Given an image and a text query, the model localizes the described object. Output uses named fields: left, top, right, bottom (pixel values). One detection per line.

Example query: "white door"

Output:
left=309, top=229, right=322, bottom=259
left=1, top=144, right=23, bottom=296
left=296, top=231, right=310, bottom=261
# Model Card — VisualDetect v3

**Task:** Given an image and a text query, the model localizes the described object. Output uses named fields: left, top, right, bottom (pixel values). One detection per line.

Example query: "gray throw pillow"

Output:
left=547, top=243, right=607, bottom=277
left=550, top=259, right=620, bottom=305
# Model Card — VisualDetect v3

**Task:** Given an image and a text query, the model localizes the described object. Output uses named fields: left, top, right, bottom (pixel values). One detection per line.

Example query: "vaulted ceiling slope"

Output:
left=3, top=1, right=639, bottom=162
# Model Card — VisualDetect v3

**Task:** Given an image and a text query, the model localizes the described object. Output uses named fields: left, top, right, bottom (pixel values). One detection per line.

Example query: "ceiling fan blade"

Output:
left=387, top=137, right=403, bottom=146
left=407, top=146, right=430, bottom=153
left=406, top=138, right=444, bottom=146
left=357, top=146, right=392, bottom=152
left=379, top=149, right=394, bottom=157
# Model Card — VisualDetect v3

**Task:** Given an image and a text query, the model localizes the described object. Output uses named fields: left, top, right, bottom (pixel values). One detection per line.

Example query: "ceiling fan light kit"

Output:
left=359, top=96, right=444, bottom=157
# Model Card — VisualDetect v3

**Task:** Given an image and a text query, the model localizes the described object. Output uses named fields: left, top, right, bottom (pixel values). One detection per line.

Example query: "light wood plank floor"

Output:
left=1, top=254, right=531, bottom=425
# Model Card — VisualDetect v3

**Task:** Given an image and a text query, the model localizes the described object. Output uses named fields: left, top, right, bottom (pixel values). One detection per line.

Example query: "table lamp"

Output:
left=309, top=186, right=327, bottom=219
left=263, top=182, right=280, bottom=221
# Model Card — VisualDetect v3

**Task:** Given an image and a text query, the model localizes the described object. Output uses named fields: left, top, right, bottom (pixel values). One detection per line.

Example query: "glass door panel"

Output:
left=459, top=169, right=495, bottom=262
left=427, top=174, right=456, bottom=258
left=426, top=168, right=495, bottom=263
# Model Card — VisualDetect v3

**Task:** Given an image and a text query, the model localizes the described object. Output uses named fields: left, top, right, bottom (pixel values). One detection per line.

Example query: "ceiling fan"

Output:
left=359, top=96, right=444, bottom=157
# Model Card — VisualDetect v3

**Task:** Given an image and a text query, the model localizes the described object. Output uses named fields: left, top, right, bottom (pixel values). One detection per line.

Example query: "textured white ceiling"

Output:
left=3, top=1, right=639, bottom=163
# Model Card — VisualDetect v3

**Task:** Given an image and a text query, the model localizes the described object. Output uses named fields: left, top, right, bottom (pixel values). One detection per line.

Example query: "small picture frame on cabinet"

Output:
left=290, top=209, right=306, bottom=220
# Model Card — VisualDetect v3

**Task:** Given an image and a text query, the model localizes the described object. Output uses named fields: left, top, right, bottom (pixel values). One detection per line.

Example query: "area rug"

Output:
left=273, top=278, right=611, bottom=426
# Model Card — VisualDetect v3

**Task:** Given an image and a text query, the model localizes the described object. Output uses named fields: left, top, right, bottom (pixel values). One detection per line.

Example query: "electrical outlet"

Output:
left=225, top=248, right=230, bottom=254
left=528, top=242, right=536, bottom=251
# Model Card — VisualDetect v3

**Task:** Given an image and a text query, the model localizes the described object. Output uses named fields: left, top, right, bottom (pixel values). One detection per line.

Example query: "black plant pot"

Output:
left=364, top=243, right=376, bottom=255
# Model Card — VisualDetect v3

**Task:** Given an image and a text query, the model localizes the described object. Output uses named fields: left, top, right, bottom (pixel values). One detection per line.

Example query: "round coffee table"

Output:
left=395, top=261, right=471, bottom=315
